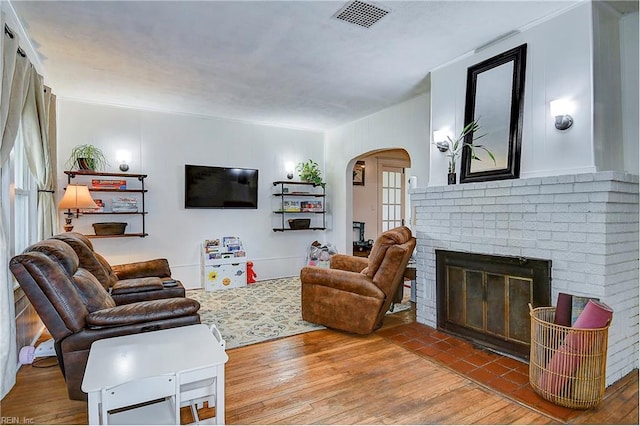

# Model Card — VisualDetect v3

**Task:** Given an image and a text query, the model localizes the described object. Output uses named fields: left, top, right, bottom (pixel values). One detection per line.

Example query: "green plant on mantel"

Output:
left=444, top=119, right=495, bottom=174
left=296, top=159, right=325, bottom=187
left=66, top=144, right=109, bottom=171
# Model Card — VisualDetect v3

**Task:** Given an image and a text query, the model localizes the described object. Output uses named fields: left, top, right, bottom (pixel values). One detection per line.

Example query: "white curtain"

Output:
left=0, top=16, right=39, bottom=399
left=22, top=69, right=57, bottom=239
left=0, top=13, right=19, bottom=401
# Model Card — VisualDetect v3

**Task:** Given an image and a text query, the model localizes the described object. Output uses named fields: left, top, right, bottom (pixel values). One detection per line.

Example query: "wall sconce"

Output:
left=433, top=130, right=450, bottom=152
left=58, top=185, right=98, bottom=231
left=116, top=150, right=131, bottom=172
left=285, top=162, right=295, bottom=180
left=550, top=99, right=574, bottom=131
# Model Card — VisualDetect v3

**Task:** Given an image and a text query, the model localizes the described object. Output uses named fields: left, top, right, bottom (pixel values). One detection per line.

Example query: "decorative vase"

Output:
left=447, top=172, right=456, bottom=185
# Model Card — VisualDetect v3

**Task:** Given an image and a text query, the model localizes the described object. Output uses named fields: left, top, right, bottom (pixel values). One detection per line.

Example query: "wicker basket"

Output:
left=288, top=218, right=310, bottom=229
left=529, top=306, right=611, bottom=409
left=92, top=222, right=127, bottom=235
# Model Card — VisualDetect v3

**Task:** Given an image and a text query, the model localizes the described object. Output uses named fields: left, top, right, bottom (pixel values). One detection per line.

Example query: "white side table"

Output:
left=82, top=324, right=229, bottom=425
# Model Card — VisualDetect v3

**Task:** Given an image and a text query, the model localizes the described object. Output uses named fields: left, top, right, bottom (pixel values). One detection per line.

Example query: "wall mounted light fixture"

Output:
left=285, top=162, right=295, bottom=180
left=433, top=130, right=450, bottom=152
left=58, top=185, right=98, bottom=231
left=116, top=150, right=131, bottom=172
left=550, top=99, right=574, bottom=131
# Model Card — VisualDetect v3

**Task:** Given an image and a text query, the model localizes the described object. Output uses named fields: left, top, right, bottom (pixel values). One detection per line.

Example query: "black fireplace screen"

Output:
left=436, top=250, right=551, bottom=359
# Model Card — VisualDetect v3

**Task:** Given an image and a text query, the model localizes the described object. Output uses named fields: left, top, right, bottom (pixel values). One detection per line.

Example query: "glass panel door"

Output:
left=380, top=166, right=404, bottom=232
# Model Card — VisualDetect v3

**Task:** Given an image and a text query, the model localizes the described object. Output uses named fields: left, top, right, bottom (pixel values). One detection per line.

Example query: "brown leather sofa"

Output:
left=301, top=226, right=416, bottom=334
left=10, top=239, right=201, bottom=401
left=52, top=232, right=185, bottom=304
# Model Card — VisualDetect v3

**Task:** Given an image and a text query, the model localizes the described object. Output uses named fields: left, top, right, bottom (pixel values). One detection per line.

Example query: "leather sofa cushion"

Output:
left=10, top=251, right=89, bottom=337
left=52, top=233, right=117, bottom=290
left=86, top=298, right=201, bottom=328
left=362, top=226, right=412, bottom=278
left=72, top=268, right=116, bottom=312
left=112, top=258, right=172, bottom=280
left=300, top=267, right=384, bottom=299
left=329, top=254, right=368, bottom=273
left=111, top=277, right=164, bottom=295
left=62, top=233, right=121, bottom=285
left=27, top=239, right=80, bottom=278
left=93, top=251, right=120, bottom=286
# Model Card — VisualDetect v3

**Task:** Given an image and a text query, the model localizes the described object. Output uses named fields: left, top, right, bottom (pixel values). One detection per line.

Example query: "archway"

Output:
left=348, top=148, right=411, bottom=256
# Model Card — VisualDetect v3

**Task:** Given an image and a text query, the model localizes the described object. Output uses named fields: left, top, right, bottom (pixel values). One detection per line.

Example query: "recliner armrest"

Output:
left=329, top=254, right=368, bottom=273
left=112, top=258, right=172, bottom=280
left=86, top=298, right=200, bottom=329
left=111, top=277, right=164, bottom=295
left=300, top=266, right=384, bottom=299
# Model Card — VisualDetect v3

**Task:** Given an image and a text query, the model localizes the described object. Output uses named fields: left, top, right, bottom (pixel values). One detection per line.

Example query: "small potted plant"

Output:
left=439, top=119, right=495, bottom=184
left=66, top=144, right=109, bottom=171
left=296, top=159, right=325, bottom=187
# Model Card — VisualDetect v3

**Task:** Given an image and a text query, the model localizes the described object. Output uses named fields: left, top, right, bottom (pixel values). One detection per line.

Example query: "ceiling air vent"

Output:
left=334, top=1, right=390, bottom=29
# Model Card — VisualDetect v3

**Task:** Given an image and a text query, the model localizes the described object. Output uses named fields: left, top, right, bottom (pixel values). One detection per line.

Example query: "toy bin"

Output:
left=201, top=237, right=247, bottom=291
left=203, top=262, right=246, bottom=291
left=528, top=305, right=611, bottom=409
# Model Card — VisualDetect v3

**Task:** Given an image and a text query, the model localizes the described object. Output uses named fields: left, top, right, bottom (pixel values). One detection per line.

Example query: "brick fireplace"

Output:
left=410, top=171, right=639, bottom=385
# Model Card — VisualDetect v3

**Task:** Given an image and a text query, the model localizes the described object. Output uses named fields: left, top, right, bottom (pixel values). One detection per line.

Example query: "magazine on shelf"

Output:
left=111, top=197, right=138, bottom=212
left=282, top=201, right=300, bottom=212
left=300, top=201, right=323, bottom=212
left=203, top=237, right=246, bottom=260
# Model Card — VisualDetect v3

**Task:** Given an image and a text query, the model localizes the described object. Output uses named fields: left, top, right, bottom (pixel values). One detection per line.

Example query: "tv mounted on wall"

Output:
left=185, top=164, right=258, bottom=209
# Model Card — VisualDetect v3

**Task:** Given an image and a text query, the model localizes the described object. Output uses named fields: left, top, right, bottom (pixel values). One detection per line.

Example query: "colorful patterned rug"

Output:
left=187, top=276, right=409, bottom=349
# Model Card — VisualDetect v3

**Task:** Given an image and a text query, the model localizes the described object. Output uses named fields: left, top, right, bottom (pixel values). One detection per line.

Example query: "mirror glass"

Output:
left=471, top=62, right=513, bottom=172
left=461, top=44, right=527, bottom=183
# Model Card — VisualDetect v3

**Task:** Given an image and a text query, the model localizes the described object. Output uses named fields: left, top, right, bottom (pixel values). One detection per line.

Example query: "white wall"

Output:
left=430, top=3, right=596, bottom=185
left=620, top=11, right=639, bottom=175
left=57, top=100, right=324, bottom=288
left=592, top=1, right=624, bottom=172
left=325, top=93, right=430, bottom=253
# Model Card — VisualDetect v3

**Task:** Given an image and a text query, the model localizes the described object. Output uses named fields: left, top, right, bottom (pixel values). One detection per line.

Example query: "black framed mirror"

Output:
left=460, top=44, right=527, bottom=183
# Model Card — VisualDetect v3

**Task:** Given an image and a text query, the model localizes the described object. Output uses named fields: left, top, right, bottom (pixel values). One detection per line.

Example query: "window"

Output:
left=1, top=123, right=37, bottom=286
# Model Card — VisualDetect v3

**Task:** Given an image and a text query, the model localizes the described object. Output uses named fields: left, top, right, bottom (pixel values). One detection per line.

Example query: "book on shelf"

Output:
left=91, top=179, right=127, bottom=189
left=81, top=199, right=104, bottom=213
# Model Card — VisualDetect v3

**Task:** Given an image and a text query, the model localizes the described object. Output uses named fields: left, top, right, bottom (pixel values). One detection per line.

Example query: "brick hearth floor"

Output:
left=377, top=322, right=584, bottom=422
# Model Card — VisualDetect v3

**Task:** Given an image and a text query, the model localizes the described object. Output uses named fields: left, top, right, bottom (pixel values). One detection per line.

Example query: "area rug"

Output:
left=187, top=276, right=410, bottom=349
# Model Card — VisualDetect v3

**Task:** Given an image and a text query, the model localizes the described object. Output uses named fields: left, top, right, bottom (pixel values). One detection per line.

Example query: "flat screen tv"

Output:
left=185, top=164, right=258, bottom=209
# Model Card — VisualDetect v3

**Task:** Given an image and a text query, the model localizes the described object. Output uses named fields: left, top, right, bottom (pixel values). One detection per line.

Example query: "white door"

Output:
left=380, top=166, right=405, bottom=232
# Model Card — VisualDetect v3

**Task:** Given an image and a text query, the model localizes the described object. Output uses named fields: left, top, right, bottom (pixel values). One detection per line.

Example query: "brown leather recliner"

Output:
left=51, top=232, right=185, bottom=304
left=10, top=239, right=201, bottom=401
left=301, top=226, right=416, bottom=334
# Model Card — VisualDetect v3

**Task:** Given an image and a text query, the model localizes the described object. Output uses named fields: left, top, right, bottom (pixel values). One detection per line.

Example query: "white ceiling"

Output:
left=9, top=0, right=593, bottom=131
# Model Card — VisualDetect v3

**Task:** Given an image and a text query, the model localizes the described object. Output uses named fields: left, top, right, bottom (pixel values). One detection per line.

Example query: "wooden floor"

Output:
left=1, top=311, right=638, bottom=425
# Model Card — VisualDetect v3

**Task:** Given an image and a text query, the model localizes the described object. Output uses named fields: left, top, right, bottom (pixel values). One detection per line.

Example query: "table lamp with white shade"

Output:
left=58, top=184, right=98, bottom=232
